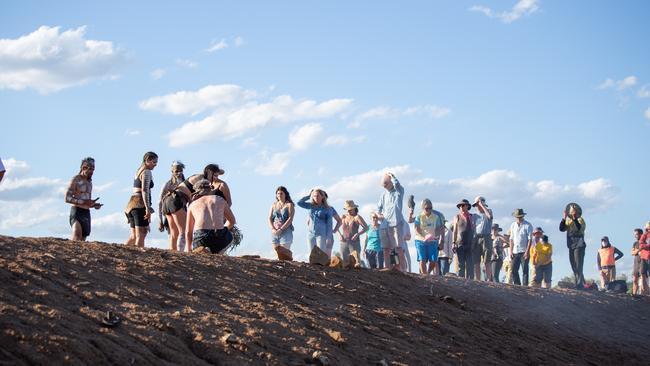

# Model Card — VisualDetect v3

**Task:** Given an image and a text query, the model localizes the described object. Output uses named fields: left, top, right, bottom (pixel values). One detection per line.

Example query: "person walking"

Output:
left=559, top=203, right=587, bottom=289
left=472, top=196, right=493, bottom=281
left=597, top=236, right=624, bottom=290
left=509, top=209, right=533, bottom=286
left=125, top=152, right=158, bottom=248
left=452, top=199, right=474, bottom=279
left=377, top=172, right=406, bottom=271
left=64, top=157, right=103, bottom=241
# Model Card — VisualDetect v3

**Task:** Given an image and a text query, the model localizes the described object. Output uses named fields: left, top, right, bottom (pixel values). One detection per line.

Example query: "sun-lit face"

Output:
left=82, top=163, right=95, bottom=179
left=276, top=189, right=286, bottom=202
left=311, top=190, right=323, bottom=204
left=146, top=158, right=158, bottom=170
left=172, top=167, right=183, bottom=179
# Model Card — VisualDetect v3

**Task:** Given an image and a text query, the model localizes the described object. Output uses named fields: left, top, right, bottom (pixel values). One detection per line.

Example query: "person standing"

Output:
left=159, top=161, right=186, bottom=251
left=363, top=213, right=384, bottom=269
left=338, top=200, right=368, bottom=264
left=490, top=224, right=507, bottom=283
left=438, top=221, right=454, bottom=276
left=509, top=209, right=533, bottom=286
left=64, top=157, right=102, bottom=241
left=186, top=179, right=236, bottom=254
left=472, top=196, right=493, bottom=281
left=412, top=199, right=444, bottom=275
left=269, top=186, right=295, bottom=251
left=452, top=199, right=474, bottom=279
left=631, top=228, right=644, bottom=295
left=297, top=188, right=341, bottom=257
left=559, top=204, right=586, bottom=289
left=376, top=172, right=406, bottom=271
left=639, top=222, right=650, bottom=295
left=529, top=227, right=545, bottom=285
left=532, top=235, right=553, bottom=288
left=125, top=152, right=158, bottom=248
left=597, top=236, right=623, bottom=290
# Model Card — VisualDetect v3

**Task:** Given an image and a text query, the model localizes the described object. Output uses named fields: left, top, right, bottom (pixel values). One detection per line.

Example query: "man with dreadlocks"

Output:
left=65, top=157, right=103, bottom=241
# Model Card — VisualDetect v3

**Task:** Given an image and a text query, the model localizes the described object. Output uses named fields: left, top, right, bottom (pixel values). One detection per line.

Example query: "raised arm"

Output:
left=297, top=195, right=312, bottom=209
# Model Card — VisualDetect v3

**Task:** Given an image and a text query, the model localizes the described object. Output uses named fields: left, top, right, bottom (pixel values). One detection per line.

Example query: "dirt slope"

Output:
left=0, top=235, right=647, bottom=365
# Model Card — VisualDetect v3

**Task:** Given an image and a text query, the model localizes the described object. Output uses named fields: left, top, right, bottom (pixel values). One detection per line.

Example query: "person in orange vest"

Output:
left=596, top=236, right=623, bottom=290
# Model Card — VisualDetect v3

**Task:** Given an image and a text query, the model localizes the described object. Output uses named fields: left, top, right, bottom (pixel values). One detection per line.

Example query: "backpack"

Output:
left=606, top=280, right=627, bottom=293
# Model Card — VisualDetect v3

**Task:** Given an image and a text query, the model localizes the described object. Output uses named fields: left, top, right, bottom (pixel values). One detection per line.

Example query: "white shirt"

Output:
left=509, top=220, right=533, bottom=254
left=439, top=228, right=454, bottom=258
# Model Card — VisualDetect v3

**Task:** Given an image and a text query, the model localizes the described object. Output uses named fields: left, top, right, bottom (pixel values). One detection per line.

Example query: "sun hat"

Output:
left=456, top=199, right=471, bottom=209
left=472, top=196, right=487, bottom=207
left=491, top=224, right=503, bottom=232
left=343, top=200, right=359, bottom=210
left=533, top=227, right=544, bottom=234
left=512, top=208, right=527, bottom=218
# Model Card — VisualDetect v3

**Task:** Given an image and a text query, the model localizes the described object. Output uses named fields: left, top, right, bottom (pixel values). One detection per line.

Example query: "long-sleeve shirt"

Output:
left=377, top=175, right=404, bottom=227
left=638, top=233, right=650, bottom=260
left=559, top=217, right=586, bottom=249
left=297, top=196, right=337, bottom=237
left=596, top=246, right=623, bottom=269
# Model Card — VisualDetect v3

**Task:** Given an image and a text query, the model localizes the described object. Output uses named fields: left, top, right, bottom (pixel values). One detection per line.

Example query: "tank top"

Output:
left=272, top=204, right=293, bottom=231
left=341, top=215, right=360, bottom=242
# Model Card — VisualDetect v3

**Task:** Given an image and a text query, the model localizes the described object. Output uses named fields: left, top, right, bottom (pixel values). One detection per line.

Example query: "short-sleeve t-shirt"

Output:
left=414, top=212, right=443, bottom=241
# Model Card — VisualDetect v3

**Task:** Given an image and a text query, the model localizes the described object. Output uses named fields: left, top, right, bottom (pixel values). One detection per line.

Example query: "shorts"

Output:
left=633, top=255, right=641, bottom=277
left=472, top=235, right=492, bottom=264
left=415, top=240, right=439, bottom=262
left=641, top=259, right=650, bottom=277
left=126, top=208, right=148, bottom=228
left=380, top=225, right=403, bottom=249
left=69, top=206, right=91, bottom=237
left=534, top=262, right=552, bottom=284
left=340, top=240, right=361, bottom=260
left=161, top=191, right=188, bottom=215
left=193, top=228, right=233, bottom=254
left=272, top=229, right=293, bottom=246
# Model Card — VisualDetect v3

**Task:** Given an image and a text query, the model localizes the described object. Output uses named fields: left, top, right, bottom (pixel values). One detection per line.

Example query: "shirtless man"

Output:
left=65, top=157, right=102, bottom=241
left=185, top=179, right=236, bottom=254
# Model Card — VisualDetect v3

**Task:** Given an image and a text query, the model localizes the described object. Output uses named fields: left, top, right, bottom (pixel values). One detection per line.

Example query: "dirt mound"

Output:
left=1, top=235, right=648, bottom=365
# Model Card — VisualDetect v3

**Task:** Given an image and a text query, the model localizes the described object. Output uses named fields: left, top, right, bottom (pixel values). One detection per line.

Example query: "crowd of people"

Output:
left=54, top=154, right=650, bottom=295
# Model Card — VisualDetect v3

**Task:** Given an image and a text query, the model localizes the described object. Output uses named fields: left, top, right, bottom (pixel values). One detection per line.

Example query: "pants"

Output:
left=491, top=259, right=503, bottom=283
left=456, top=245, right=473, bottom=279
left=308, top=234, right=330, bottom=253
left=569, top=246, right=586, bottom=288
left=438, top=257, right=451, bottom=276
left=340, top=240, right=361, bottom=261
left=365, top=249, right=384, bottom=269
left=511, top=253, right=530, bottom=286
left=534, top=263, right=553, bottom=285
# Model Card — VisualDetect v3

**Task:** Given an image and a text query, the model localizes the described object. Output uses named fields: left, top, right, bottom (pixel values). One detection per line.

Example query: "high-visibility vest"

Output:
left=599, top=247, right=615, bottom=267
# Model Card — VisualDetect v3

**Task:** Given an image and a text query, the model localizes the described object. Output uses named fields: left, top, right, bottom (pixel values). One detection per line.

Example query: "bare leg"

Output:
left=419, top=260, right=427, bottom=274
left=135, top=227, right=148, bottom=248
left=71, top=221, right=84, bottom=241
left=171, top=210, right=187, bottom=252
left=428, top=261, right=437, bottom=275
left=474, top=263, right=481, bottom=281
left=485, top=261, right=493, bottom=282
left=126, top=228, right=136, bottom=246
left=383, top=248, right=391, bottom=269
left=397, top=247, right=406, bottom=272
left=166, top=214, right=179, bottom=251
left=633, top=275, right=639, bottom=295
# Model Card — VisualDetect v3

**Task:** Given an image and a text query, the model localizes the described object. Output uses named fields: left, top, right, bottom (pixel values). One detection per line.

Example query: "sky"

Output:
left=1, top=0, right=649, bottom=283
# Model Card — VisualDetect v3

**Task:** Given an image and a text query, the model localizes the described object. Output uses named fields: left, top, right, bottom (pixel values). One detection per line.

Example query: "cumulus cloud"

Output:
left=469, top=0, right=539, bottom=23
left=167, top=95, right=353, bottom=147
left=350, top=104, right=450, bottom=128
left=206, top=39, right=228, bottom=53
left=598, top=76, right=638, bottom=90
left=288, top=123, right=324, bottom=150
left=0, top=25, right=127, bottom=93
left=139, top=84, right=257, bottom=116
left=323, top=135, right=366, bottom=146
left=254, top=151, right=292, bottom=176
left=0, top=158, right=63, bottom=201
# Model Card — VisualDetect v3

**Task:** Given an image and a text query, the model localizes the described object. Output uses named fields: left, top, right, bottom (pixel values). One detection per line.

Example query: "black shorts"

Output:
left=161, top=191, right=188, bottom=215
left=69, top=206, right=91, bottom=237
left=126, top=208, right=148, bottom=228
left=193, top=229, right=232, bottom=254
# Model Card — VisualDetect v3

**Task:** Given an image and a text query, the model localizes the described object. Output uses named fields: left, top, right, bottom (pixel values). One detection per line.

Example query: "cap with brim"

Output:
left=491, top=224, right=502, bottom=232
left=512, top=208, right=527, bottom=218
left=472, top=196, right=487, bottom=207
left=456, top=199, right=471, bottom=209
left=533, top=227, right=544, bottom=234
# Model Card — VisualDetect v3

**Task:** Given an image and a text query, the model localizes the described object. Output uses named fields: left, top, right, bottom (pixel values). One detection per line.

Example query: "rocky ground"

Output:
left=1, top=235, right=648, bottom=365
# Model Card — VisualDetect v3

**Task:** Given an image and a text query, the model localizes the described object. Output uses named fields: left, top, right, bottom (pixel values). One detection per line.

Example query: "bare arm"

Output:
left=219, top=181, right=232, bottom=207
left=64, top=176, right=93, bottom=208
left=332, top=212, right=342, bottom=235
left=224, top=204, right=236, bottom=230
left=279, top=203, right=295, bottom=231
left=355, top=215, right=369, bottom=240
left=185, top=208, right=194, bottom=252
left=268, top=204, right=276, bottom=231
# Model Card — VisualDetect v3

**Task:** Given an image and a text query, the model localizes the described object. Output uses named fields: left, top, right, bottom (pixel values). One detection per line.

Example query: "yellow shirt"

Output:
left=533, top=242, right=553, bottom=266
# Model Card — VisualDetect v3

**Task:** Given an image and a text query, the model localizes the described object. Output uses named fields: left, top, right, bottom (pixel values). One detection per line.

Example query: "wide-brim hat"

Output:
left=456, top=199, right=471, bottom=209
left=512, top=208, right=527, bottom=218
left=215, top=165, right=225, bottom=175
left=564, top=202, right=582, bottom=217
left=472, top=196, right=488, bottom=207
left=343, top=200, right=359, bottom=210
left=491, top=224, right=502, bottom=232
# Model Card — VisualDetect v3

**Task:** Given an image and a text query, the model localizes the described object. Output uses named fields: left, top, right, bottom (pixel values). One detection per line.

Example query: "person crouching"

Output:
left=186, top=179, right=236, bottom=254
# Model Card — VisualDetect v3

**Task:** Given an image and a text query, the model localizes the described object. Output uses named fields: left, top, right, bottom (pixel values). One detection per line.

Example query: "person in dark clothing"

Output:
left=559, top=204, right=586, bottom=289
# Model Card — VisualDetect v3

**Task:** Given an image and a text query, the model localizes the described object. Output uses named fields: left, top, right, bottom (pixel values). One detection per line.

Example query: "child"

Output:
left=597, top=236, right=624, bottom=290
left=532, top=235, right=553, bottom=288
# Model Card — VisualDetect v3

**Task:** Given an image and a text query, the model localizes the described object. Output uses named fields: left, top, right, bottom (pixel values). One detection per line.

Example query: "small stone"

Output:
left=325, top=329, right=345, bottom=343
left=172, top=311, right=181, bottom=318
left=221, top=333, right=238, bottom=344
left=377, top=360, right=389, bottom=366
left=312, top=351, right=330, bottom=366
left=194, top=333, right=204, bottom=342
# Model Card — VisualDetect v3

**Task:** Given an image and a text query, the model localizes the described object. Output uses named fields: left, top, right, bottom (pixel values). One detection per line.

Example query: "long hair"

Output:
left=137, top=151, right=158, bottom=175
left=203, top=164, right=222, bottom=181
left=312, top=189, right=329, bottom=208
left=275, top=186, right=293, bottom=204
left=171, top=161, right=185, bottom=184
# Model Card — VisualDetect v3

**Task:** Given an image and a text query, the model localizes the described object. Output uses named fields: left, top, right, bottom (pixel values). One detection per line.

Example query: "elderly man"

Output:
left=452, top=199, right=474, bottom=279
left=186, top=179, right=236, bottom=254
left=377, top=172, right=406, bottom=270
left=559, top=204, right=586, bottom=289
left=509, top=208, right=533, bottom=286
left=64, top=157, right=103, bottom=241
left=472, top=196, right=493, bottom=281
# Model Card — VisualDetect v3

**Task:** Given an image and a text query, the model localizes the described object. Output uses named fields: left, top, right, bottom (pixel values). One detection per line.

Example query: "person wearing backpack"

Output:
left=596, top=236, right=623, bottom=290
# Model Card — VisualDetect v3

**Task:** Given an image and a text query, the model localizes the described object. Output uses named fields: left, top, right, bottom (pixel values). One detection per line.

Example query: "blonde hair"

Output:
left=311, top=189, right=329, bottom=208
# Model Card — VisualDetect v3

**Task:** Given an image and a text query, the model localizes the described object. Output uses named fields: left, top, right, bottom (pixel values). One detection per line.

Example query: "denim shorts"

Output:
left=271, top=229, right=293, bottom=246
left=415, top=240, right=439, bottom=262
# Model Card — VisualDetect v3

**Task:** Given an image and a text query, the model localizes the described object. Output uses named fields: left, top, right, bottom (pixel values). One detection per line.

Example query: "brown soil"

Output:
left=1, top=235, right=647, bottom=365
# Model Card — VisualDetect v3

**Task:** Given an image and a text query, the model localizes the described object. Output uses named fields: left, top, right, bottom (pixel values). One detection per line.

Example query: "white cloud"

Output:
left=0, top=197, right=65, bottom=230
left=93, top=181, right=115, bottom=193
left=125, top=129, right=141, bottom=136
left=469, top=0, right=539, bottom=23
left=206, top=39, right=228, bottom=53
left=288, top=123, right=323, bottom=150
left=645, top=106, right=650, bottom=120
left=150, top=68, right=166, bottom=80
left=234, top=36, right=244, bottom=47
left=638, top=85, right=650, bottom=98
left=350, top=104, right=450, bottom=128
left=0, top=25, right=127, bottom=93
left=0, top=158, right=63, bottom=201
left=598, top=76, right=638, bottom=90
left=139, top=84, right=257, bottom=116
left=254, top=151, right=292, bottom=176
left=175, top=59, right=198, bottom=69
left=323, top=135, right=366, bottom=146
left=168, top=95, right=353, bottom=147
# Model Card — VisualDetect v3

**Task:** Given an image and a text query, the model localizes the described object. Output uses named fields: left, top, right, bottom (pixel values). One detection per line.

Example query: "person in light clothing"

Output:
left=376, top=172, right=406, bottom=270
left=412, top=199, right=445, bottom=275
left=471, top=196, right=493, bottom=281
left=509, top=209, right=533, bottom=286
left=438, top=221, right=454, bottom=275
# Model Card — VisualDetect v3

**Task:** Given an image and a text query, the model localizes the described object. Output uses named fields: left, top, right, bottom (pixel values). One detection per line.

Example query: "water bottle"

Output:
left=390, top=249, right=399, bottom=266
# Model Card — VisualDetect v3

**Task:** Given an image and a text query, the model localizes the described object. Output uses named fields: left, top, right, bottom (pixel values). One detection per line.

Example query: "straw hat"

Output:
left=472, top=196, right=488, bottom=207
left=343, top=200, right=359, bottom=210
left=456, top=199, right=471, bottom=209
left=512, top=208, right=527, bottom=218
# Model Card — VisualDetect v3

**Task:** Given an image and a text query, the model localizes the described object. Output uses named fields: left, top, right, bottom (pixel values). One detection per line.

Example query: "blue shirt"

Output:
left=377, top=176, right=404, bottom=227
left=297, top=195, right=337, bottom=237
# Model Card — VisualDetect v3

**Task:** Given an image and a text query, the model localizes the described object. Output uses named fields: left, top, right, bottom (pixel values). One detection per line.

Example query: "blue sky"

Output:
left=1, top=1, right=649, bottom=282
